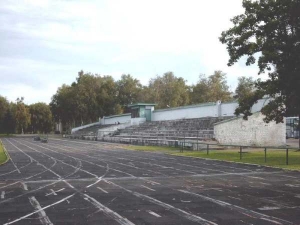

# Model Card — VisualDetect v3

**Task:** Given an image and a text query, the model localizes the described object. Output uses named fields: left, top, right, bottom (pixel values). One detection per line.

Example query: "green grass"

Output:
left=123, top=145, right=300, bottom=170
left=0, top=142, right=8, bottom=165
left=125, top=145, right=181, bottom=153
left=0, top=134, right=15, bottom=137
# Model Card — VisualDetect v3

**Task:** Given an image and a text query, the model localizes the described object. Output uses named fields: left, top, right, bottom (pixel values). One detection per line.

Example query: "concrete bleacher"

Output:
left=101, top=117, right=231, bottom=148
left=71, top=124, right=114, bottom=139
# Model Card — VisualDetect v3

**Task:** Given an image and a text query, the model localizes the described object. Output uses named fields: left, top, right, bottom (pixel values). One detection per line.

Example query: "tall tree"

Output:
left=234, top=76, right=255, bottom=99
left=29, top=103, right=53, bottom=133
left=148, top=72, right=190, bottom=109
left=190, top=71, right=232, bottom=104
left=14, top=97, right=30, bottom=134
left=116, top=74, right=143, bottom=107
left=0, top=96, right=9, bottom=133
left=220, top=0, right=300, bottom=126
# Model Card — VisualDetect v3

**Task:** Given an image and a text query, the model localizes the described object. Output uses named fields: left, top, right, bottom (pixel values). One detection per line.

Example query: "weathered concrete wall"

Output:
left=214, top=112, right=286, bottom=146
left=71, top=121, right=101, bottom=133
left=101, top=113, right=131, bottom=125
left=152, top=103, right=219, bottom=121
left=152, top=98, right=269, bottom=121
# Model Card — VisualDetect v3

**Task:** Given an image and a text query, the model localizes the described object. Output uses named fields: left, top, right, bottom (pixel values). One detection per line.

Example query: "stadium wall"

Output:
left=214, top=112, right=286, bottom=146
left=151, top=98, right=269, bottom=121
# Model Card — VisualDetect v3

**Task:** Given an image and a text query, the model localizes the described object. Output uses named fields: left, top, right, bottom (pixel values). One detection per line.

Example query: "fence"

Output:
left=66, top=129, right=299, bottom=166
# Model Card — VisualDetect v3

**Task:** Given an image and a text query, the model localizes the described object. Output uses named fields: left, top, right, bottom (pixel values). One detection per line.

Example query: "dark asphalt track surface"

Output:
left=0, top=138, right=300, bottom=225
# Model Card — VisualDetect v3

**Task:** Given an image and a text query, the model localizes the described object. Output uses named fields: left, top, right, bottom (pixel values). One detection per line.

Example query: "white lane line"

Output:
left=9, top=154, right=21, bottom=174
left=21, top=182, right=28, bottom=191
left=178, top=189, right=292, bottom=225
left=97, top=187, right=109, bottom=194
left=147, top=210, right=161, bottom=218
left=261, top=217, right=284, bottom=225
left=87, top=178, right=102, bottom=188
left=140, top=185, right=155, bottom=192
left=83, top=194, right=135, bottom=225
left=0, top=181, right=19, bottom=190
left=45, top=189, right=57, bottom=196
left=4, top=194, right=75, bottom=225
left=1, top=191, right=5, bottom=199
left=55, top=188, right=65, bottom=193
left=29, top=196, right=53, bottom=225
left=108, top=181, right=217, bottom=225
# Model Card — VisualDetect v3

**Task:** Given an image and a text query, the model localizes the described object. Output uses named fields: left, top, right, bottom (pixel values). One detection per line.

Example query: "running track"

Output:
left=0, top=138, right=300, bottom=225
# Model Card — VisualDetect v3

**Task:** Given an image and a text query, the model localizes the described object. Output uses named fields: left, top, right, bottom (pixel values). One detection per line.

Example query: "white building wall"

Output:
left=152, top=103, right=218, bottom=121
left=152, top=98, right=269, bottom=121
left=214, top=112, right=286, bottom=146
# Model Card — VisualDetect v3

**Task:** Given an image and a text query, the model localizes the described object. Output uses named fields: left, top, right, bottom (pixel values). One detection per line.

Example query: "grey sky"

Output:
left=0, top=0, right=262, bottom=105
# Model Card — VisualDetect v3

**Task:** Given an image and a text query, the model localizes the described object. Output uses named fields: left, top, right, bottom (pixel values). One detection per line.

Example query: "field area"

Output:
left=126, top=145, right=300, bottom=170
left=0, top=138, right=300, bottom=224
left=0, top=141, right=8, bottom=165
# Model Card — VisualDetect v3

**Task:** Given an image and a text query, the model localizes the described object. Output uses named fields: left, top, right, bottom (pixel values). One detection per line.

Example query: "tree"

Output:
left=234, top=76, right=256, bottom=99
left=29, top=103, right=53, bottom=133
left=116, top=74, right=143, bottom=107
left=0, top=96, right=9, bottom=133
left=2, top=108, right=15, bottom=135
left=190, top=71, right=232, bottom=104
left=147, top=72, right=190, bottom=109
left=220, top=0, right=300, bottom=126
left=14, top=97, right=30, bottom=134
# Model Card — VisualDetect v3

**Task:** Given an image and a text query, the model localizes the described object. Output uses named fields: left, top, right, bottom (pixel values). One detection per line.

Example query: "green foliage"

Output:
left=14, top=97, right=30, bottom=134
left=147, top=72, right=190, bottom=109
left=29, top=103, right=53, bottom=133
left=190, top=71, right=232, bottom=104
left=0, top=96, right=10, bottom=133
left=220, top=0, right=300, bottom=122
left=116, top=74, right=143, bottom=108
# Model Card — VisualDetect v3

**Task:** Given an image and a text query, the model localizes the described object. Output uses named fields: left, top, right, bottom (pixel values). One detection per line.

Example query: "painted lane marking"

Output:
left=21, top=182, right=28, bottom=191
left=146, top=180, right=160, bottom=185
left=258, top=206, right=281, bottom=211
left=84, top=194, right=135, bottom=225
left=45, top=189, right=57, bottom=196
left=1, top=191, right=5, bottom=199
left=228, top=196, right=241, bottom=201
left=0, top=181, right=19, bottom=190
left=9, top=156, right=21, bottom=174
left=285, top=184, right=300, bottom=188
left=29, top=196, right=53, bottom=225
left=87, top=178, right=102, bottom=188
left=178, top=189, right=292, bottom=225
left=147, top=210, right=161, bottom=218
left=4, top=194, right=75, bottom=225
left=97, top=187, right=109, bottom=194
left=55, top=188, right=65, bottom=193
left=248, top=176, right=265, bottom=180
left=108, top=181, right=217, bottom=225
left=140, top=185, right=155, bottom=192
left=261, top=217, right=284, bottom=225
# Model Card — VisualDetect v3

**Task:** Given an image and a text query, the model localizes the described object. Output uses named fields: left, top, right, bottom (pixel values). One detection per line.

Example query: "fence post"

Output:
left=197, top=131, right=199, bottom=151
left=286, top=148, right=289, bottom=165
left=207, top=144, right=209, bottom=155
left=264, top=148, right=267, bottom=163
left=184, top=132, right=186, bottom=149
left=240, top=146, right=242, bottom=160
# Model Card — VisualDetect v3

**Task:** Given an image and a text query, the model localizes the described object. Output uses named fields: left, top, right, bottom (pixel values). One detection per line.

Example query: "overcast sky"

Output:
left=0, top=0, right=262, bottom=104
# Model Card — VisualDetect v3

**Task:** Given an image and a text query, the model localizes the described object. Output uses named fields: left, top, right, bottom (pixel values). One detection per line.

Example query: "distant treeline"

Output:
left=0, top=70, right=255, bottom=134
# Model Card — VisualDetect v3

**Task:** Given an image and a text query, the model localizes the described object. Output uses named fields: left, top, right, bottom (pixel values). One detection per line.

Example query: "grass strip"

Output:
left=124, top=145, right=300, bottom=170
left=0, top=140, right=9, bottom=165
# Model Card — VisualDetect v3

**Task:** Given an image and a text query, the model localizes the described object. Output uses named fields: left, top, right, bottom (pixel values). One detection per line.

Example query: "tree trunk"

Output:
left=298, top=114, right=300, bottom=149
